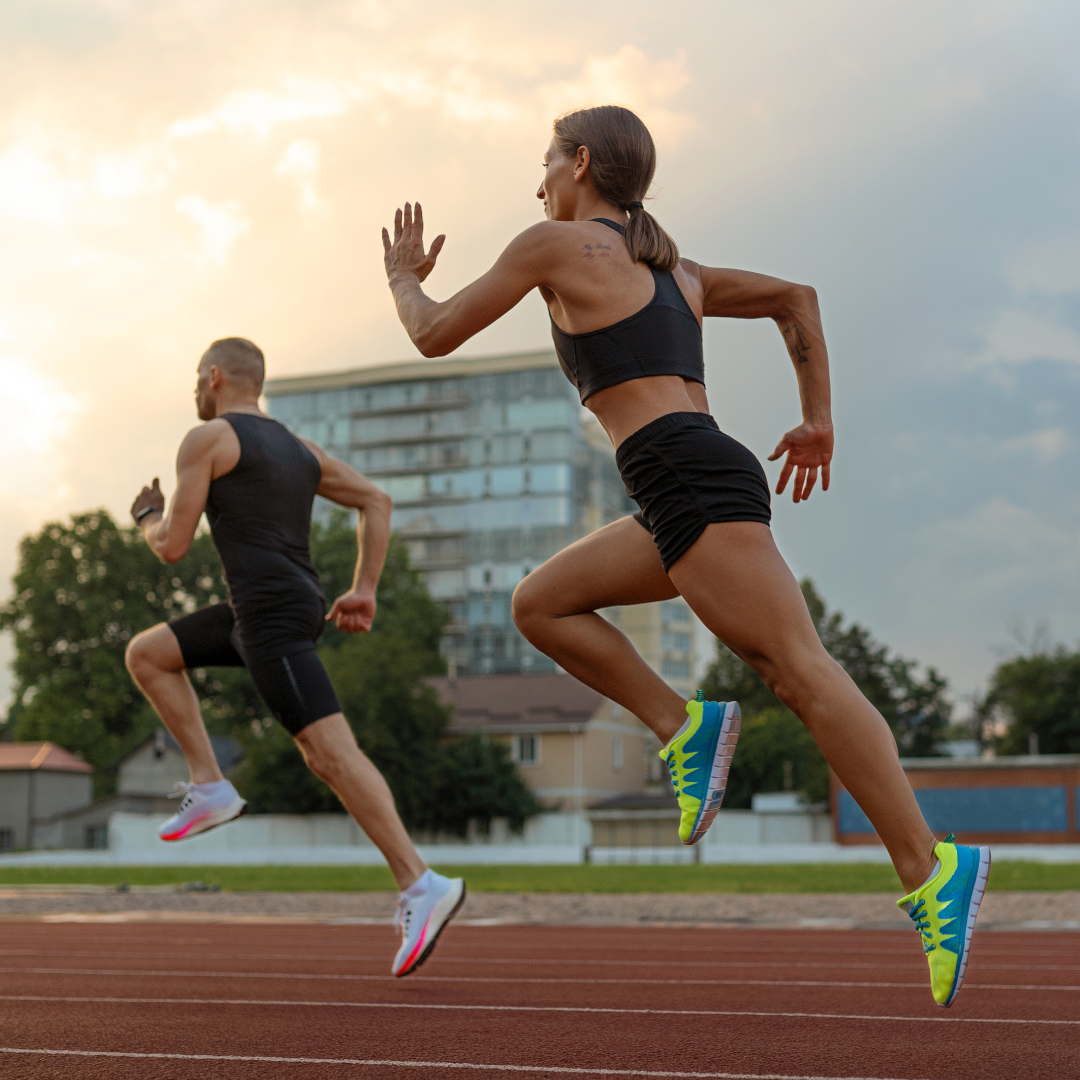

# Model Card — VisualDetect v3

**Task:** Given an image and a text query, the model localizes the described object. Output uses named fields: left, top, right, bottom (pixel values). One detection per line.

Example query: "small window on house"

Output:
left=85, top=825, right=108, bottom=850
left=611, top=735, right=623, bottom=770
left=662, top=659, right=691, bottom=679
left=513, top=735, right=539, bottom=766
left=0, top=829, right=12, bottom=851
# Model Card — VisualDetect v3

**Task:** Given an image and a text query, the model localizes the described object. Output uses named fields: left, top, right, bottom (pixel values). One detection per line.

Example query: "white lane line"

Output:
left=0, top=1048, right=932, bottom=1079
left=0, top=993, right=1075, bottom=1026
left=1, top=966, right=1075, bottom=993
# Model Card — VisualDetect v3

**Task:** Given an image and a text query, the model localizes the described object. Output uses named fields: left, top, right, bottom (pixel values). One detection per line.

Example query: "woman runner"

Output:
left=382, top=105, right=989, bottom=1006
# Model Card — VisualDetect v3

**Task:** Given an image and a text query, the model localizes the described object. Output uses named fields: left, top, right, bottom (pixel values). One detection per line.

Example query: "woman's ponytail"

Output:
left=553, top=106, right=680, bottom=273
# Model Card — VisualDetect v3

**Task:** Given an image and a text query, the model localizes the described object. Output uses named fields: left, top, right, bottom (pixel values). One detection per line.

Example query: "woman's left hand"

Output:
left=768, top=422, right=833, bottom=502
left=382, top=201, right=445, bottom=284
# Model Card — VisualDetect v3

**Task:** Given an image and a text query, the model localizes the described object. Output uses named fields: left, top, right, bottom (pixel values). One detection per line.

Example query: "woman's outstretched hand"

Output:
left=768, top=422, right=833, bottom=503
left=382, top=202, right=445, bottom=284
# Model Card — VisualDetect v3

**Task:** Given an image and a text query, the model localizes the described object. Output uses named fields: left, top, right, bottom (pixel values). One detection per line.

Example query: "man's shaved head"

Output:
left=201, top=337, right=265, bottom=393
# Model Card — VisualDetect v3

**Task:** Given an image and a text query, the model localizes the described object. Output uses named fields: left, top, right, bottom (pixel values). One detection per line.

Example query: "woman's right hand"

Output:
left=382, top=201, right=445, bottom=284
left=768, top=421, right=833, bottom=503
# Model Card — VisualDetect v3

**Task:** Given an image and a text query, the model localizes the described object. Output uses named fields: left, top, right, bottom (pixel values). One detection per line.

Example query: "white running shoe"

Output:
left=158, top=779, right=247, bottom=842
left=391, top=870, right=466, bottom=977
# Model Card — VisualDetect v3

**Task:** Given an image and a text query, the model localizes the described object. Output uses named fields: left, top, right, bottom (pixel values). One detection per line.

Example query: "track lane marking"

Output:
left=0, top=993, right=1076, bottom=1025
left=0, top=1048, right=933, bottom=1079
left=1, top=966, right=1075, bottom=992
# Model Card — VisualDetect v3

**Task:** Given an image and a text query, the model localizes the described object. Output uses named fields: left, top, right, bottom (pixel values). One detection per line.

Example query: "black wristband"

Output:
left=135, top=506, right=160, bottom=522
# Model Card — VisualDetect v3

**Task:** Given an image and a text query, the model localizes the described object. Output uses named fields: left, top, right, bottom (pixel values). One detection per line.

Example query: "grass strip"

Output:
left=0, top=861, right=1076, bottom=893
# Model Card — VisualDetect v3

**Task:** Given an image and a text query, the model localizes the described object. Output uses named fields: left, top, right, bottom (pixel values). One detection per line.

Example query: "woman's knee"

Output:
left=763, top=647, right=842, bottom=716
left=511, top=576, right=550, bottom=638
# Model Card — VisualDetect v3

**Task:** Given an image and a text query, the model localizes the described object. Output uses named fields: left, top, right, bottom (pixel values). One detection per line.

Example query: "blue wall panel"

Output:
left=837, top=786, right=1069, bottom=835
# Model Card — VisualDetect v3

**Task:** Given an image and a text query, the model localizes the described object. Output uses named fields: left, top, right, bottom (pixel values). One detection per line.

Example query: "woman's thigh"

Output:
left=666, top=522, right=826, bottom=676
left=514, top=515, right=678, bottom=620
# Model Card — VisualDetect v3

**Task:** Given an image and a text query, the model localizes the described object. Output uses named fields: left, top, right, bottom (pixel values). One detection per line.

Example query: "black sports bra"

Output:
left=549, top=218, right=704, bottom=403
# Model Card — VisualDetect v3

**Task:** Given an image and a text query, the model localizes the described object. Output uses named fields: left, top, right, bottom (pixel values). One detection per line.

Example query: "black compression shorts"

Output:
left=169, top=602, right=340, bottom=736
left=618, top=411, right=772, bottom=572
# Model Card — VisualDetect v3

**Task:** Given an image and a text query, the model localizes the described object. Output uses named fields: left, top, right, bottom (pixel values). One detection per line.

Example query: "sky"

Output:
left=2, top=0, right=1079, bottom=716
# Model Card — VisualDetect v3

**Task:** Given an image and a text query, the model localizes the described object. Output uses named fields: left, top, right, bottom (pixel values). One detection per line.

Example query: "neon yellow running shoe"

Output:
left=898, top=834, right=991, bottom=1007
left=659, top=692, right=741, bottom=845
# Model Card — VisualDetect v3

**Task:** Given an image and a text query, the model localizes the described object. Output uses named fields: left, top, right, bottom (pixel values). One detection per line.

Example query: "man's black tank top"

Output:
left=549, top=218, right=704, bottom=403
left=205, top=413, right=324, bottom=630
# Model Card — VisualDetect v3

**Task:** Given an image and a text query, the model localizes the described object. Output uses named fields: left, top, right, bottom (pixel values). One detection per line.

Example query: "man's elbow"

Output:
left=158, top=542, right=191, bottom=564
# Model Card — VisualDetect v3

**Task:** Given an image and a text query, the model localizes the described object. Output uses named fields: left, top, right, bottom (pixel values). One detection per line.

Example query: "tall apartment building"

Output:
left=264, top=349, right=702, bottom=697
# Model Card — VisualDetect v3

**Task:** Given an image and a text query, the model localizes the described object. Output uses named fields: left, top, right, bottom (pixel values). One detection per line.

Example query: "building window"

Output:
left=0, top=829, right=11, bottom=851
left=662, top=659, right=690, bottom=679
left=85, top=825, right=108, bottom=850
left=512, top=734, right=540, bottom=766
left=662, top=631, right=691, bottom=652
left=661, top=602, right=690, bottom=623
left=611, top=735, right=623, bottom=770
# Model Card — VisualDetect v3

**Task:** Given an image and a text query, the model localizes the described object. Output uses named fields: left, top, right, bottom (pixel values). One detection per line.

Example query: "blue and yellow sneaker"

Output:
left=660, top=692, right=741, bottom=845
left=898, top=834, right=991, bottom=1007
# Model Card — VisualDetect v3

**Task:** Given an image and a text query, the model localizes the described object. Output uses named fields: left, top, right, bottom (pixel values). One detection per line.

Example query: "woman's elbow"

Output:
left=413, top=328, right=452, bottom=358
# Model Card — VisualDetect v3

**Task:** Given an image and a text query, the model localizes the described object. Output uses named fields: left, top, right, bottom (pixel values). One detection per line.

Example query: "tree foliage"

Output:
left=0, top=510, right=232, bottom=794
left=1, top=507, right=539, bottom=834
left=701, top=579, right=950, bottom=807
left=975, top=648, right=1080, bottom=755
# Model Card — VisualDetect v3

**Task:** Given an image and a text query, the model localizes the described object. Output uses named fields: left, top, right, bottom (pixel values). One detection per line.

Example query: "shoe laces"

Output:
left=170, top=781, right=197, bottom=813
left=395, top=896, right=413, bottom=937
left=665, top=751, right=680, bottom=793
left=905, top=898, right=935, bottom=954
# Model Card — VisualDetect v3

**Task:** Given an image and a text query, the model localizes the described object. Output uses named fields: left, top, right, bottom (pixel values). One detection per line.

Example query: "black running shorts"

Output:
left=617, top=411, right=772, bottom=572
left=169, top=602, right=341, bottom=736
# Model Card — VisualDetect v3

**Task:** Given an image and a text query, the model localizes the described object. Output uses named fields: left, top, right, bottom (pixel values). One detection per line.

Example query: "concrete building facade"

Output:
left=264, top=350, right=704, bottom=698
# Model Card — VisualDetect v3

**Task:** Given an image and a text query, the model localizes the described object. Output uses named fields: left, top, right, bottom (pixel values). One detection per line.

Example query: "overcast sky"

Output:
left=2, top=0, right=1079, bottom=714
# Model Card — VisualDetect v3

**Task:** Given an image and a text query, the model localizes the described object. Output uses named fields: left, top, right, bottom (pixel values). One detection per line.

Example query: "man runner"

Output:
left=125, top=336, right=464, bottom=976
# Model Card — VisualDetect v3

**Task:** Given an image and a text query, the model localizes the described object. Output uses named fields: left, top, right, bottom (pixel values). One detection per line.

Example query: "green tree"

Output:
left=975, top=648, right=1080, bottom=755
left=0, top=510, right=234, bottom=794
left=701, top=579, right=950, bottom=807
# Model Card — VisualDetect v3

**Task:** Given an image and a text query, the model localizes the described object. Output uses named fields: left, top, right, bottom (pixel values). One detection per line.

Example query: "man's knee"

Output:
left=125, top=625, right=182, bottom=680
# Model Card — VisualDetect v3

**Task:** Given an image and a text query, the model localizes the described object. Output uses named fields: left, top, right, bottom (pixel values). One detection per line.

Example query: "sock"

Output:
left=192, top=779, right=231, bottom=793
left=920, top=859, right=941, bottom=889
left=663, top=715, right=692, bottom=751
left=403, top=869, right=434, bottom=899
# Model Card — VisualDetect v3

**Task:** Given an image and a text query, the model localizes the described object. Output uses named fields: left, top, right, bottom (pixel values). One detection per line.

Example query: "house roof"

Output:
left=0, top=742, right=94, bottom=774
left=429, top=672, right=605, bottom=734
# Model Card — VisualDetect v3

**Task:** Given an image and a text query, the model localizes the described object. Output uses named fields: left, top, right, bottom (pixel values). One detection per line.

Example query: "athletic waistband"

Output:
left=615, top=411, right=719, bottom=468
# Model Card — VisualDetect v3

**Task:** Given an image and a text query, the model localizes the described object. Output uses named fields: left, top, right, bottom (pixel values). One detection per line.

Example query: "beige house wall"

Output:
left=492, top=699, right=654, bottom=809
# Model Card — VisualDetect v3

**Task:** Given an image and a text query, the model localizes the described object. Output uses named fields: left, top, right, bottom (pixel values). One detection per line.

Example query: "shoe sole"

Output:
left=685, top=701, right=741, bottom=846
left=159, top=800, right=248, bottom=842
left=394, top=880, right=467, bottom=978
left=942, top=845, right=991, bottom=1007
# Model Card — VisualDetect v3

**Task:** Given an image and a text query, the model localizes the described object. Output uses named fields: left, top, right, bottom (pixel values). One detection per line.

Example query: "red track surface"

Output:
left=0, top=920, right=1076, bottom=1079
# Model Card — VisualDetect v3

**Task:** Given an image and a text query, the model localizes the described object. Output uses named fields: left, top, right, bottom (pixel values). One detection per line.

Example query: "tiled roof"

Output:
left=0, top=742, right=94, bottom=774
left=429, top=673, right=604, bottom=733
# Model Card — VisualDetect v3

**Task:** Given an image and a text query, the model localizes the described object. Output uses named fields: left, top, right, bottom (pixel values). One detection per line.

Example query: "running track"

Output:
left=0, top=920, right=1076, bottom=1079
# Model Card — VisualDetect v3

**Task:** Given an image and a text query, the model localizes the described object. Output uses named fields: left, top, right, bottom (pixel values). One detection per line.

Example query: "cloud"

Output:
left=1001, top=427, right=1071, bottom=461
left=0, top=145, right=80, bottom=225
left=174, top=195, right=251, bottom=266
left=972, top=307, right=1080, bottom=366
left=274, top=139, right=325, bottom=216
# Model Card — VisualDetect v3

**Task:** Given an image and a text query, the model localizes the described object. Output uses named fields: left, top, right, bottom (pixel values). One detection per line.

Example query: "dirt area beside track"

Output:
left=0, top=887, right=1075, bottom=930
